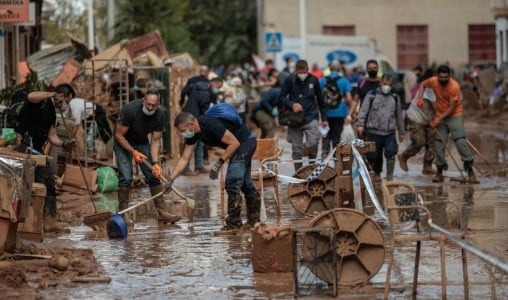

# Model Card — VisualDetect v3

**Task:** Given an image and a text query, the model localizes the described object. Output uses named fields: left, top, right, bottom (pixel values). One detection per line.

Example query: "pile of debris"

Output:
left=22, top=30, right=199, bottom=159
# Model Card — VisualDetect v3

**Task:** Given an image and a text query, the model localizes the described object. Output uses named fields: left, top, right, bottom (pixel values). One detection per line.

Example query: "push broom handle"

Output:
left=117, top=191, right=163, bottom=215
left=141, top=159, right=196, bottom=209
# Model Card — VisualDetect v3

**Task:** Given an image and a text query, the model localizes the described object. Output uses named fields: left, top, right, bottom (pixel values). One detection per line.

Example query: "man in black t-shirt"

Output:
left=355, top=59, right=381, bottom=111
left=169, top=111, right=259, bottom=234
left=14, top=85, right=76, bottom=233
left=114, top=88, right=181, bottom=224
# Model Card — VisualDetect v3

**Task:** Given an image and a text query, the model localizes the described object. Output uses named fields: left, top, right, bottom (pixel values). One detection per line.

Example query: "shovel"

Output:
left=107, top=191, right=164, bottom=239
left=141, top=159, right=196, bottom=212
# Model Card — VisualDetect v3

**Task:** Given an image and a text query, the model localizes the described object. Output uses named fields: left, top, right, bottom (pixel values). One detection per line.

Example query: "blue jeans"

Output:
left=225, top=135, right=257, bottom=195
left=184, top=139, right=204, bottom=171
left=366, top=133, right=398, bottom=175
left=114, top=141, right=161, bottom=188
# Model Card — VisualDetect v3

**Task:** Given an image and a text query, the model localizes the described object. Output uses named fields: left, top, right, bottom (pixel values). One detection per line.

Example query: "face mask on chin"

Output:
left=297, top=73, right=308, bottom=81
left=142, top=106, right=156, bottom=116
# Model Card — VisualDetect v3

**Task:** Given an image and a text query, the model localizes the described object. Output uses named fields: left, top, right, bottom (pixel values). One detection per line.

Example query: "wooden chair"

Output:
left=382, top=181, right=469, bottom=300
left=220, top=138, right=283, bottom=219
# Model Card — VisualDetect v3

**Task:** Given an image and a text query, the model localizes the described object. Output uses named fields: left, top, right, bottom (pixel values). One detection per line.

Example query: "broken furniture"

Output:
left=382, top=181, right=469, bottom=299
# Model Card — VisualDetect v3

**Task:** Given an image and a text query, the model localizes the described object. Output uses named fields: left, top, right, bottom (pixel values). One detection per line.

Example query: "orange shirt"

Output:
left=422, top=77, right=462, bottom=117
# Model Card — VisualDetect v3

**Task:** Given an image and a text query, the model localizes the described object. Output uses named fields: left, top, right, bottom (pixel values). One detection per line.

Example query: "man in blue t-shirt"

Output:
left=319, top=60, right=353, bottom=157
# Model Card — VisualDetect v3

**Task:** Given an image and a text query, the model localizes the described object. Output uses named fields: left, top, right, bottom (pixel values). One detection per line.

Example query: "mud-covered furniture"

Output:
left=220, top=138, right=283, bottom=218
left=382, top=181, right=469, bottom=300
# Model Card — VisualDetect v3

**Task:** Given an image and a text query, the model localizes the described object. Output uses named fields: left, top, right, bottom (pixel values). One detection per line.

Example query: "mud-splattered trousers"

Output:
left=224, top=134, right=259, bottom=228
left=434, top=116, right=474, bottom=171
left=402, top=120, right=435, bottom=164
left=35, top=159, right=57, bottom=217
left=113, top=141, right=161, bottom=188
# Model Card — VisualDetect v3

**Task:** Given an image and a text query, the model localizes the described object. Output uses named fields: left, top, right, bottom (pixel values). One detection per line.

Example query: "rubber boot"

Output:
left=422, top=161, right=435, bottom=175
left=118, top=187, right=134, bottom=226
left=386, top=157, right=395, bottom=181
left=43, top=216, right=70, bottom=233
left=432, top=168, right=444, bottom=183
left=216, top=193, right=243, bottom=235
left=150, top=185, right=181, bottom=223
left=43, top=196, right=70, bottom=233
left=464, top=160, right=478, bottom=184
left=244, top=189, right=261, bottom=228
left=397, top=153, right=409, bottom=172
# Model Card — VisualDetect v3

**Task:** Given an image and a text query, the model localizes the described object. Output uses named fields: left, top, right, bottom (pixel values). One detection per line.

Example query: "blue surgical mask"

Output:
left=182, top=129, right=195, bottom=139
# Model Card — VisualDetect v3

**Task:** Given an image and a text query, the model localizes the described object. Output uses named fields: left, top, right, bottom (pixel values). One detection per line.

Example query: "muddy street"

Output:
left=0, top=119, right=506, bottom=299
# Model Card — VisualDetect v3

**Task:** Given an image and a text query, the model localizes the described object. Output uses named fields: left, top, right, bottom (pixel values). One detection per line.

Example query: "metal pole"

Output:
left=14, top=25, right=20, bottom=83
left=299, top=0, right=306, bottom=60
left=88, top=0, right=95, bottom=52
left=256, top=0, right=264, bottom=56
left=428, top=218, right=508, bottom=274
left=107, top=0, right=115, bottom=44
left=0, top=24, right=5, bottom=89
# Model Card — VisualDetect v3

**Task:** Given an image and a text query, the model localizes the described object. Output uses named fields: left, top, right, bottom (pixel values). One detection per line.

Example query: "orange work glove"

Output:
left=132, top=150, right=147, bottom=164
left=429, top=117, right=440, bottom=129
left=152, top=163, right=162, bottom=179
left=417, top=97, right=424, bottom=108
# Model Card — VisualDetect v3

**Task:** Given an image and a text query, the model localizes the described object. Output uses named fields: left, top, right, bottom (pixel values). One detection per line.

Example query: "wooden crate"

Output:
left=17, top=183, right=46, bottom=242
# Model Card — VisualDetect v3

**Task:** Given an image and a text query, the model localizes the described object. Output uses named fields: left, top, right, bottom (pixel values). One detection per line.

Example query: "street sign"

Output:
left=265, top=32, right=282, bottom=53
left=0, top=0, right=29, bottom=23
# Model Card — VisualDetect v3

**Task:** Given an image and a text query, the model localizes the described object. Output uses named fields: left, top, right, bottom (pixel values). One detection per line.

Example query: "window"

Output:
left=322, top=25, right=355, bottom=36
left=397, top=25, right=428, bottom=70
left=469, top=24, right=496, bottom=63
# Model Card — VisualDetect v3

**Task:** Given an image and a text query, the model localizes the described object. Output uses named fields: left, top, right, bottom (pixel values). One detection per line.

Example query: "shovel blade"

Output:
left=107, top=214, right=128, bottom=239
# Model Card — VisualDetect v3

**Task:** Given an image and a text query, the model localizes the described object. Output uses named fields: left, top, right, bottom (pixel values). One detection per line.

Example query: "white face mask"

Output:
left=142, top=105, right=156, bottom=116
left=297, top=73, right=308, bottom=81
left=182, top=129, right=195, bottom=139
left=381, top=85, right=392, bottom=94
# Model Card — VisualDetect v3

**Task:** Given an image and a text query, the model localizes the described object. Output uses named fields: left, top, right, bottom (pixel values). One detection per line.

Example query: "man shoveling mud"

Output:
left=170, top=105, right=260, bottom=234
left=114, top=88, right=181, bottom=224
left=417, top=65, right=477, bottom=183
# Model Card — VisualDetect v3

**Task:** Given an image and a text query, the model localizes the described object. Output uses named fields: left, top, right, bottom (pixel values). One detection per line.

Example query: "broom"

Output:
left=55, top=105, right=111, bottom=230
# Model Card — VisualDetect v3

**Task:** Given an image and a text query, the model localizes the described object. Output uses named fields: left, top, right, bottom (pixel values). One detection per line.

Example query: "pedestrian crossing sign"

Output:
left=265, top=32, right=282, bottom=52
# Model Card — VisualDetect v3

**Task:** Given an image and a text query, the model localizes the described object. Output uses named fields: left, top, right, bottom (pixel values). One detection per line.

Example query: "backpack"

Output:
left=4, top=90, right=28, bottom=129
left=205, top=103, right=243, bottom=124
left=322, top=75, right=342, bottom=109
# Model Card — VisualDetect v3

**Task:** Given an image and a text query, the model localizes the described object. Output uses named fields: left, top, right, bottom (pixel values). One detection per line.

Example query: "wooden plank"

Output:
left=62, top=164, right=97, bottom=192
left=0, top=149, right=46, bottom=166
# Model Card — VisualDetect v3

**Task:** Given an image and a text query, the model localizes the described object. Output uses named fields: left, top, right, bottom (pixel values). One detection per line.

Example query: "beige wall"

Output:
left=265, top=0, right=495, bottom=69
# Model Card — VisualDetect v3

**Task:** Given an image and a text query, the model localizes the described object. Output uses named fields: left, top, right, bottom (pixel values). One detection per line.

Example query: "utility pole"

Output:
left=299, top=0, right=306, bottom=60
left=107, top=0, right=115, bottom=44
left=88, top=0, right=95, bottom=53
left=256, top=0, right=265, bottom=57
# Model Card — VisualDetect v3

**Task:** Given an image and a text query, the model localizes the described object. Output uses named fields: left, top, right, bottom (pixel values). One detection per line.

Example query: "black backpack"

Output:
left=4, top=90, right=28, bottom=129
left=322, top=75, right=342, bottom=109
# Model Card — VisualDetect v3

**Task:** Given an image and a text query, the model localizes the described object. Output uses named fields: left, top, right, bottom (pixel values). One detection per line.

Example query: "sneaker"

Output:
left=432, top=171, right=444, bottom=183
left=398, top=154, right=408, bottom=172
left=196, top=167, right=209, bottom=174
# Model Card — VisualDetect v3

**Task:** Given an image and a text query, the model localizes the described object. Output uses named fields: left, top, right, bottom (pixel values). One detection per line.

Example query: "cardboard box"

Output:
left=17, top=183, right=46, bottom=242
left=251, top=226, right=293, bottom=273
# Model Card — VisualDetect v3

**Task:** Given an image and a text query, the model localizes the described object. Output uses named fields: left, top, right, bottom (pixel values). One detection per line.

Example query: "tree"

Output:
left=42, top=0, right=88, bottom=45
left=114, top=0, right=257, bottom=65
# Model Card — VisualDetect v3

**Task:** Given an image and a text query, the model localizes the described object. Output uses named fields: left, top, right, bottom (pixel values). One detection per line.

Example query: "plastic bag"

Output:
left=96, top=166, right=118, bottom=193
left=340, top=124, right=356, bottom=143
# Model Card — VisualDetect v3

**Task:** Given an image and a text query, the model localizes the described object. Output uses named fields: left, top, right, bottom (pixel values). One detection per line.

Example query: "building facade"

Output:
left=264, top=0, right=495, bottom=69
